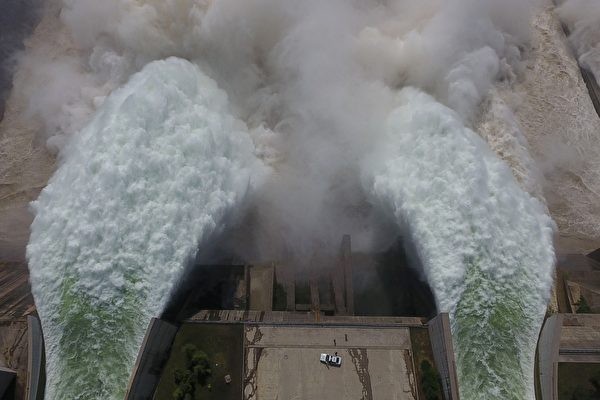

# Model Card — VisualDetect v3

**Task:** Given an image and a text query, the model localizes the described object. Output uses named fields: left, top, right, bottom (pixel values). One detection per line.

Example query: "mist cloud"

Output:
left=557, top=0, right=600, bottom=84
left=17, top=0, right=541, bottom=265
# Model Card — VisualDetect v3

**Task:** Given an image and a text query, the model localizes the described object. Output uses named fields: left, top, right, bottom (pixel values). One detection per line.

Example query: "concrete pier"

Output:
left=25, top=315, right=44, bottom=400
left=428, top=313, right=460, bottom=400
left=124, top=318, right=178, bottom=400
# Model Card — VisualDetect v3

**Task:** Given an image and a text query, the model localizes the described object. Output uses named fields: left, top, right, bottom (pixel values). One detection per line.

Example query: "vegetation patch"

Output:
left=575, top=296, right=593, bottom=314
left=155, top=324, right=243, bottom=400
left=172, top=345, right=212, bottom=399
left=410, top=327, right=443, bottom=400
left=558, top=363, right=600, bottom=400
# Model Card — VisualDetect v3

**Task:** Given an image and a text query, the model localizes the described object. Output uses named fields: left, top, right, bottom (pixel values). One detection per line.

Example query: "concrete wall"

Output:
left=124, top=318, right=178, bottom=400
left=25, top=315, right=44, bottom=400
left=428, top=313, right=460, bottom=400
left=340, top=235, right=354, bottom=315
left=538, top=314, right=563, bottom=400
left=249, top=265, right=274, bottom=311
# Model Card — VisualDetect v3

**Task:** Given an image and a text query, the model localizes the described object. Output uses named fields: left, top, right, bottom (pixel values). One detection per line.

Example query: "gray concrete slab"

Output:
left=187, top=310, right=426, bottom=326
left=248, top=347, right=416, bottom=400
left=243, top=325, right=417, bottom=400
left=245, top=325, right=412, bottom=349
left=556, top=314, right=600, bottom=364
left=560, top=325, right=600, bottom=350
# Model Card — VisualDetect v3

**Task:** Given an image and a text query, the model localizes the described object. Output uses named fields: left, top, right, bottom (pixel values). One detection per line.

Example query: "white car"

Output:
left=320, top=353, right=342, bottom=367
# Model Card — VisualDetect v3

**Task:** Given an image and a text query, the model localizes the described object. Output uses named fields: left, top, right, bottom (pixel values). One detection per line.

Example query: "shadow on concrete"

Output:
left=354, top=240, right=437, bottom=319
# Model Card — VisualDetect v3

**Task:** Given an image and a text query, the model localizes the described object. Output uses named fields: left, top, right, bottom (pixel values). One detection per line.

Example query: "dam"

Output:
left=2, top=0, right=600, bottom=399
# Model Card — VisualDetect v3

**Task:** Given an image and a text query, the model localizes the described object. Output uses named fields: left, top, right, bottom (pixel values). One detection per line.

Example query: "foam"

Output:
left=363, top=88, right=555, bottom=400
left=26, top=57, right=264, bottom=399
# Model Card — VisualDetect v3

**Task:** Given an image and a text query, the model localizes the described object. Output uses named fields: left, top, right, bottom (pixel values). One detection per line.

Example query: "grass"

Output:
left=558, top=363, right=600, bottom=400
left=410, top=327, right=443, bottom=400
left=154, top=323, right=243, bottom=400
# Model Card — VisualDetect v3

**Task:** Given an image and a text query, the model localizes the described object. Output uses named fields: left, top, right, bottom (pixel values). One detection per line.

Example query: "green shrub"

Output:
left=420, top=360, right=442, bottom=400
left=172, top=344, right=212, bottom=399
left=576, top=296, right=593, bottom=314
left=172, top=387, right=184, bottom=400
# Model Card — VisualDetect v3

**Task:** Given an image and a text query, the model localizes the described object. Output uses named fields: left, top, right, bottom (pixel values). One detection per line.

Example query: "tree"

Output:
left=576, top=296, right=593, bottom=314
left=173, top=387, right=184, bottom=400
left=173, top=344, right=212, bottom=399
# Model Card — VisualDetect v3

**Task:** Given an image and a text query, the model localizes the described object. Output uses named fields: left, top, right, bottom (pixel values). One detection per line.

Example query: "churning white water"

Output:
left=26, top=57, right=264, bottom=399
left=364, top=88, right=555, bottom=400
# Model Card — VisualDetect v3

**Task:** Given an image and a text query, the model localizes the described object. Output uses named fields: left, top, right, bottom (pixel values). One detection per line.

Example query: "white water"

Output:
left=26, top=57, right=264, bottom=399
left=363, top=88, right=556, bottom=400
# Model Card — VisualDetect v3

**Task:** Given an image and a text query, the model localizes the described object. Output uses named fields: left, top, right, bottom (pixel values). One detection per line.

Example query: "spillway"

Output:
left=26, top=57, right=263, bottom=399
left=363, top=88, right=556, bottom=400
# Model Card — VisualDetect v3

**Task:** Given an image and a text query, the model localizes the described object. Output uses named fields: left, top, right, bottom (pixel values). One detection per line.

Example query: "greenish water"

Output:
left=47, top=276, right=145, bottom=399
left=453, top=258, right=544, bottom=400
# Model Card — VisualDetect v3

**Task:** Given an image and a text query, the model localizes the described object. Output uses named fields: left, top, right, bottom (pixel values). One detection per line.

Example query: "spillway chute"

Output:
left=26, top=57, right=265, bottom=399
